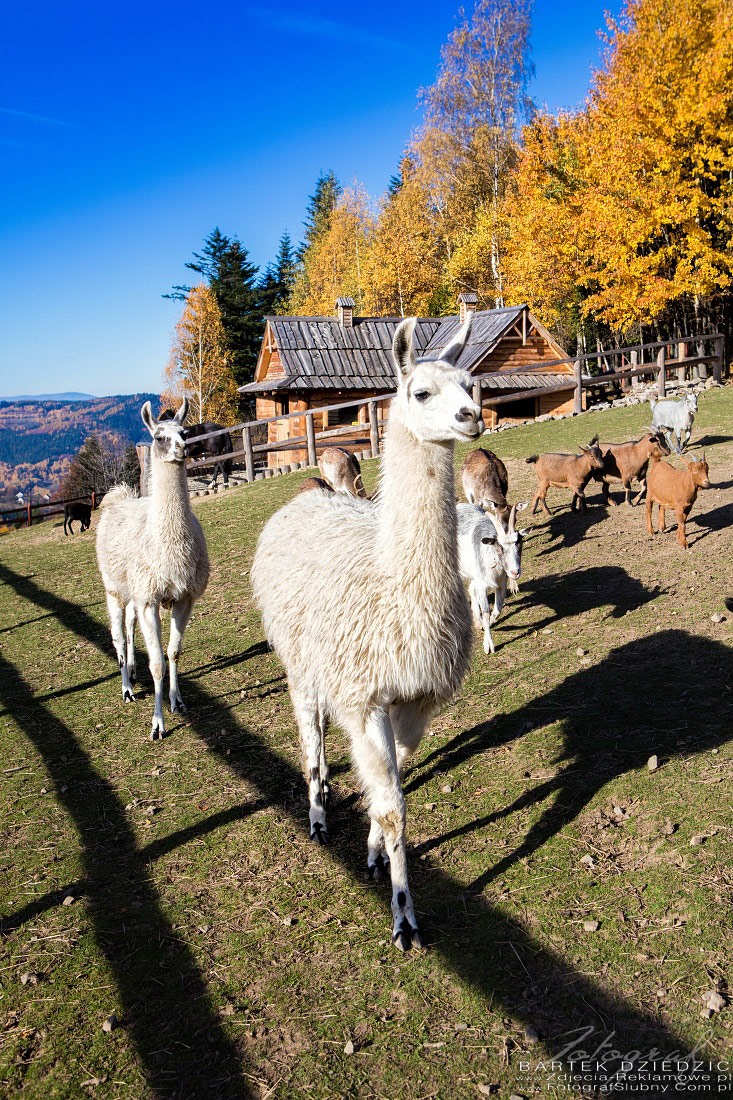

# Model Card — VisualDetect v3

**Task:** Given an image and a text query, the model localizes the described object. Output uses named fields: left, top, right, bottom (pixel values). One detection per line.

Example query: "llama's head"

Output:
left=142, top=398, right=188, bottom=464
left=392, top=316, right=483, bottom=443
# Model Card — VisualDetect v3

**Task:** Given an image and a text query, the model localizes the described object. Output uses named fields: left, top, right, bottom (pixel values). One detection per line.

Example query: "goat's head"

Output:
left=488, top=501, right=529, bottom=591
left=142, top=398, right=188, bottom=465
left=681, top=453, right=711, bottom=488
left=684, top=391, right=699, bottom=412
left=641, top=427, right=671, bottom=458
left=580, top=436, right=605, bottom=470
left=392, top=316, right=483, bottom=443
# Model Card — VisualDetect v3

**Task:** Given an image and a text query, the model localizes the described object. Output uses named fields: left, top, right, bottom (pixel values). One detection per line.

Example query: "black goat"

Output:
left=64, top=501, right=92, bottom=535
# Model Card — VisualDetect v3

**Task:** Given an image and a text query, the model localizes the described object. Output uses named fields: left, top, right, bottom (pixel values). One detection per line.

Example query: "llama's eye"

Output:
left=414, top=390, right=431, bottom=402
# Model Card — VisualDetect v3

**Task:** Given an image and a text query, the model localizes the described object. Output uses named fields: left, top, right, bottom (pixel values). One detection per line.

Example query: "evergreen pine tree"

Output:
left=261, top=231, right=298, bottom=313
left=297, top=172, right=342, bottom=260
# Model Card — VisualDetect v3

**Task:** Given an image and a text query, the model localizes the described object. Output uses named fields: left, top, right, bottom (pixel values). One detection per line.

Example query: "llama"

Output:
left=251, top=316, right=482, bottom=950
left=319, top=446, right=366, bottom=497
left=96, top=399, right=210, bottom=739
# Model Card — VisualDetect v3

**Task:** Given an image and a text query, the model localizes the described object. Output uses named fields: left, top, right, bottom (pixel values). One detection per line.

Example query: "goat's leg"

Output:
left=658, top=506, right=666, bottom=533
left=106, top=592, right=134, bottom=702
left=168, top=596, right=192, bottom=713
left=490, top=576, right=506, bottom=625
left=348, top=706, right=422, bottom=950
left=124, top=602, right=137, bottom=686
left=137, top=602, right=166, bottom=739
left=675, top=507, right=688, bottom=549
left=646, top=496, right=656, bottom=536
left=532, top=484, right=551, bottom=516
left=632, top=478, right=646, bottom=505
left=291, top=685, right=329, bottom=844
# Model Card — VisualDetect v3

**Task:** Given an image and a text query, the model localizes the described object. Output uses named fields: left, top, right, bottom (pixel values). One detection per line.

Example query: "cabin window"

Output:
left=330, top=404, right=360, bottom=426
left=498, top=396, right=537, bottom=421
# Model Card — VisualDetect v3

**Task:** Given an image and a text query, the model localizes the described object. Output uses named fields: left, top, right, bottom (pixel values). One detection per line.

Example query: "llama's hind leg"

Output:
left=348, top=706, right=423, bottom=951
left=291, top=686, right=329, bottom=844
left=168, top=596, right=192, bottom=713
left=137, top=602, right=166, bottom=739
left=124, top=602, right=137, bottom=686
left=106, top=592, right=134, bottom=702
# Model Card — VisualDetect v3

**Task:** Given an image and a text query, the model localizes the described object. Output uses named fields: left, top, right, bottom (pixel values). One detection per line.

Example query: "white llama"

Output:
left=96, top=399, right=210, bottom=739
left=251, top=316, right=482, bottom=950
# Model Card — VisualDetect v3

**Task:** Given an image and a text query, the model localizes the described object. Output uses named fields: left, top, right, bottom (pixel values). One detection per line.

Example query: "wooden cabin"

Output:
left=240, top=294, right=575, bottom=467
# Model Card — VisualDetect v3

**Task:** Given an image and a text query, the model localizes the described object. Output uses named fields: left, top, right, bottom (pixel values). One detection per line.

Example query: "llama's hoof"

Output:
left=171, top=698, right=187, bottom=714
left=150, top=725, right=165, bottom=741
left=123, top=689, right=135, bottom=702
left=392, top=919, right=423, bottom=952
left=310, top=822, right=330, bottom=845
left=367, top=853, right=390, bottom=882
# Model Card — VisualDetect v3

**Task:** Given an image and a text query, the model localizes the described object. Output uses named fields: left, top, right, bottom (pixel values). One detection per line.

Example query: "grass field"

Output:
left=1, top=387, right=732, bottom=1099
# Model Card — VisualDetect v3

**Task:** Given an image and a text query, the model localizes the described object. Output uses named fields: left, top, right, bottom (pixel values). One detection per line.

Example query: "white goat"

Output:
left=650, top=391, right=698, bottom=454
left=486, top=501, right=528, bottom=596
left=457, top=504, right=505, bottom=654
left=251, top=315, right=482, bottom=951
left=96, top=399, right=210, bottom=739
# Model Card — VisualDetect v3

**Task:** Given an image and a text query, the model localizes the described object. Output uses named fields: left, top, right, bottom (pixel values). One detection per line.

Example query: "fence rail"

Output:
left=177, top=332, right=725, bottom=482
left=0, top=491, right=105, bottom=528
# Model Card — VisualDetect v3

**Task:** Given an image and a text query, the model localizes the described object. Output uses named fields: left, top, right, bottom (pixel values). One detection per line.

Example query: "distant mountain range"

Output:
left=0, top=391, right=97, bottom=402
left=0, top=392, right=160, bottom=506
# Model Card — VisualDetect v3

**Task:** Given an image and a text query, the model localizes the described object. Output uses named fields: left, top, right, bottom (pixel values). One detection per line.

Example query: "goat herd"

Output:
left=92, top=315, right=712, bottom=951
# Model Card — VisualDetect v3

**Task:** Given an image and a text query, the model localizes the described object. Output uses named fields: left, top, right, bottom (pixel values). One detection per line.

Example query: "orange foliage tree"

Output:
left=162, top=284, right=239, bottom=423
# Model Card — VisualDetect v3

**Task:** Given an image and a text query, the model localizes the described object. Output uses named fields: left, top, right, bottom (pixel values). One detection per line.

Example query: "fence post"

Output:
left=657, top=346, right=666, bottom=398
left=91, top=491, right=96, bottom=510
left=306, top=413, right=317, bottom=467
left=677, top=341, right=688, bottom=385
left=697, top=338, right=708, bottom=381
left=368, top=401, right=379, bottom=458
left=243, top=426, right=254, bottom=483
left=136, top=442, right=151, bottom=496
left=27, top=502, right=32, bottom=528
left=714, top=333, right=724, bottom=383
left=472, top=380, right=481, bottom=410
left=630, top=349, right=640, bottom=389
left=573, top=361, right=583, bottom=415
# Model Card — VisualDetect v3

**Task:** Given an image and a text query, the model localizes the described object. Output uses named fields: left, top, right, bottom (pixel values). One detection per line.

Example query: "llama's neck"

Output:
left=148, top=458, right=192, bottom=540
left=377, top=413, right=459, bottom=584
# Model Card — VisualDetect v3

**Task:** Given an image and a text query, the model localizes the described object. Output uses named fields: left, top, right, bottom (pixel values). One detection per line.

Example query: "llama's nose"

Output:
left=455, top=405, right=476, bottom=424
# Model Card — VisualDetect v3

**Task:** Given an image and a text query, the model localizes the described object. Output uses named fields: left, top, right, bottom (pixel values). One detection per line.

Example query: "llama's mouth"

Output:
left=454, top=422, right=483, bottom=440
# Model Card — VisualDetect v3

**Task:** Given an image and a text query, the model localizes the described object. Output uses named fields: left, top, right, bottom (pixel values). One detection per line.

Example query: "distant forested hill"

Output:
left=0, top=393, right=159, bottom=504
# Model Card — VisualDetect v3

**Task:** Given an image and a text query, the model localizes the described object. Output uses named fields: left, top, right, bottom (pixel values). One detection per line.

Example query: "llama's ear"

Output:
left=392, top=317, right=418, bottom=379
left=141, top=401, right=156, bottom=436
left=173, top=397, right=188, bottom=425
left=439, top=312, right=473, bottom=367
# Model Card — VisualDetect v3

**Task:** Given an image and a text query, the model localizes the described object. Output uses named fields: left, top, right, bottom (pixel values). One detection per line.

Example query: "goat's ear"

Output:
left=173, top=397, right=188, bottom=425
left=579, top=444, right=590, bottom=454
left=588, top=435, right=599, bottom=446
left=515, top=500, right=529, bottom=512
left=439, top=313, right=473, bottom=367
left=141, top=401, right=156, bottom=436
left=392, top=318, right=418, bottom=379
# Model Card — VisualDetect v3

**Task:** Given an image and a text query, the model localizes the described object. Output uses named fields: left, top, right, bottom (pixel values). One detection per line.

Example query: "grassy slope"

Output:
left=1, top=389, right=731, bottom=1099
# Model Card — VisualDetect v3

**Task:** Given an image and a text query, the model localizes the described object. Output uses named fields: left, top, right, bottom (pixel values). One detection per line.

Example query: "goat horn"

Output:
left=508, top=502, right=517, bottom=532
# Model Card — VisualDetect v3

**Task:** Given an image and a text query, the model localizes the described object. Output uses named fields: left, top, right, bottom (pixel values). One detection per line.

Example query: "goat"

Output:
left=298, top=477, right=334, bottom=495
left=486, top=501, right=528, bottom=595
left=461, top=447, right=510, bottom=523
left=527, top=438, right=605, bottom=515
left=160, top=409, right=234, bottom=487
left=252, top=315, right=482, bottom=950
left=650, top=391, right=698, bottom=455
left=457, top=504, right=505, bottom=654
left=64, top=501, right=92, bottom=535
left=594, top=430, right=670, bottom=506
left=645, top=452, right=711, bottom=549
left=318, top=446, right=366, bottom=497
left=96, top=399, right=210, bottom=738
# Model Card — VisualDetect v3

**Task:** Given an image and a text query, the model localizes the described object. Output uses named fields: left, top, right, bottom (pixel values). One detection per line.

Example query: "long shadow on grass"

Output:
left=409, top=630, right=732, bottom=895
left=531, top=499, right=608, bottom=556
left=499, top=565, right=664, bottom=641
left=4, top=563, right=726, bottom=1086
left=0, top=653, right=255, bottom=1100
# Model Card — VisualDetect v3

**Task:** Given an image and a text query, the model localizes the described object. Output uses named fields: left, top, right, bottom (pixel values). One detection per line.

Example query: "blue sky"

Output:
left=0, top=1, right=620, bottom=397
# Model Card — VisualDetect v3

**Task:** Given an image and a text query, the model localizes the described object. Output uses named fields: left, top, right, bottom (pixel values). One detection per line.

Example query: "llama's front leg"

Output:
left=292, top=687, right=329, bottom=844
left=168, top=597, right=193, bottom=714
left=138, top=602, right=166, bottom=739
left=352, top=707, right=422, bottom=951
left=106, top=592, right=134, bottom=702
left=124, top=602, right=137, bottom=686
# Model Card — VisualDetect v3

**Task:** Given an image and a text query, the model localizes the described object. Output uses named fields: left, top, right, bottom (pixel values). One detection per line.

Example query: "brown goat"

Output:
left=526, top=438, right=605, bottom=515
left=594, top=431, right=670, bottom=506
left=461, top=447, right=510, bottom=523
left=319, top=446, right=366, bottom=497
left=645, top=453, right=711, bottom=549
left=298, top=476, right=335, bottom=495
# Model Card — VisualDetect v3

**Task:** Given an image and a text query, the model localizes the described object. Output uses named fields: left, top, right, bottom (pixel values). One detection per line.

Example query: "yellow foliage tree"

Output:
left=162, top=284, right=239, bottom=423
left=580, top=0, right=733, bottom=330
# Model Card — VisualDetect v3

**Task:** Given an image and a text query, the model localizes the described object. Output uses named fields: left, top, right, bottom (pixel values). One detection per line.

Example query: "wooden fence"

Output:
left=0, top=492, right=104, bottom=529
left=182, top=332, right=726, bottom=483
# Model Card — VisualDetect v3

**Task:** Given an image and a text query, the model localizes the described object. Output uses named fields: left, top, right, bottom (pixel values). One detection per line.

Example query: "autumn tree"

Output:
left=166, top=228, right=265, bottom=387
left=162, top=284, right=239, bottom=424
left=577, top=0, right=733, bottom=336
left=61, top=433, right=131, bottom=497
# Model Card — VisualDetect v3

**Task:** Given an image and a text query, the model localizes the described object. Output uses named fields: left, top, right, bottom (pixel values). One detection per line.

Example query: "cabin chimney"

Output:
left=336, top=296, right=355, bottom=329
left=458, top=290, right=478, bottom=324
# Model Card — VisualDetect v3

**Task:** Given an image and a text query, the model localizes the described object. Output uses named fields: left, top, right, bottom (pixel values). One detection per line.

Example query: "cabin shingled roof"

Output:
left=239, top=305, right=556, bottom=395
